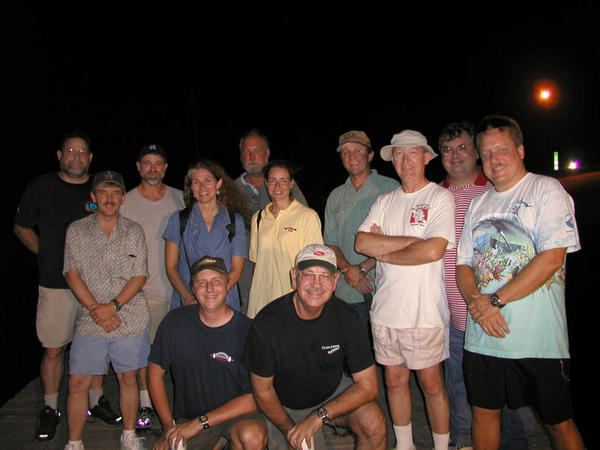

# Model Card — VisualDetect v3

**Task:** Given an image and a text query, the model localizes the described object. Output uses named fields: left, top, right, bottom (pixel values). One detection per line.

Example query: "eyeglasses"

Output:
left=298, top=270, right=335, bottom=283
left=63, top=147, right=90, bottom=155
left=441, top=143, right=472, bottom=155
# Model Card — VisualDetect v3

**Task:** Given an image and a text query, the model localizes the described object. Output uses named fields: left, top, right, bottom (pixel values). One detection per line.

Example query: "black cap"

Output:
left=138, top=144, right=167, bottom=163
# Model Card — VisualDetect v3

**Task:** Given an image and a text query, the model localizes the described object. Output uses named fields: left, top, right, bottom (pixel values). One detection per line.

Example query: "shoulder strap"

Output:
left=179, top=206, right=193, bottom=238
left=226, top=209, right=236, bottom=242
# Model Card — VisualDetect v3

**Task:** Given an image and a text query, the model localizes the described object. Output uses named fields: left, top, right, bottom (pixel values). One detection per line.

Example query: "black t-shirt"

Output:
left=149, top=305, right=253, bottom=419
left=14, top=173, right=94, bottom=288
left=242, top=292, right=374, bottom=410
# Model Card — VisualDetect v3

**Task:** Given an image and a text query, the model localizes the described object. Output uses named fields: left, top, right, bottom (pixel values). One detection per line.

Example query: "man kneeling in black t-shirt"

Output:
left=148, top=256, right=267, bottom=449
left=242, top=244, right=386, bottom=450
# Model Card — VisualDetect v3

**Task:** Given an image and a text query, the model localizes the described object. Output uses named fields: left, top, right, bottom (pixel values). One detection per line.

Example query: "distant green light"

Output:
left=554, top=151, right=559, bottom=171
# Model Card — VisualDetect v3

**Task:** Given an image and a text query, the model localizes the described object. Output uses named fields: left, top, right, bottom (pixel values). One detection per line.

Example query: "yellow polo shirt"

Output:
left=247, top=200, right=323, bottom=318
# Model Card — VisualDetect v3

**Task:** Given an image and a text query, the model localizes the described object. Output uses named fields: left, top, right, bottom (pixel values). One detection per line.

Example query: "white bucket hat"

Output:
left=380, top=130, right=438, bottom=161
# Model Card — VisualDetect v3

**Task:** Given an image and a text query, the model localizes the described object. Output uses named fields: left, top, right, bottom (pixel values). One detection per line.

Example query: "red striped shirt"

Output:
left=441, top=171, right=492, bottom=331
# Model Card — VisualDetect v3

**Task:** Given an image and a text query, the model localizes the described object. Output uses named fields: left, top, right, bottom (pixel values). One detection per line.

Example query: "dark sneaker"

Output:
left=87, top=395, right=122, bottom=426
left=135, top=407, right=155, bottom=434
left=35, top=406, right=61, bottom=441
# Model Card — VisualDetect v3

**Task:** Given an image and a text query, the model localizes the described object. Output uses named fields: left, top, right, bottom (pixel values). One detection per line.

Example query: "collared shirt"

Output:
left=440, top=171, right=492, bottom=330
left=64, top=214, right=149, bottom=337
left=246, top=200, right=323, bottom=318
left=324, top=170, right=399, bottom=304
left=234, top=172, right=308, bottom=229
left=163, top=203, right=247, bottom=310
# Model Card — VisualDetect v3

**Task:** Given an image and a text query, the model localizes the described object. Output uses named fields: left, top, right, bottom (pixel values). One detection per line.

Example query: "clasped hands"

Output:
left=89, top=302, right=122, bottom=333
left=466, top=293, right=510, bottom=338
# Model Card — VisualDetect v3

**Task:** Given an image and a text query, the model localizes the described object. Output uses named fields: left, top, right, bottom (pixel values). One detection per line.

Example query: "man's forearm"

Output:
left=65, top=270, right=100, bottom=310
left=203, top=394, right=256, bottom=427
left=251, top=374, right=294, bottom=434
left=114, top=275, right=147, bottom=306
left=355, top=231, right=419, bottom=258
left=378, top=237, right=448, bottom=266
left=323, top=366, right=378, bottom=420
left=148, top=362, right=174, bottom=430
left=13, top=224, right=39, bottom=254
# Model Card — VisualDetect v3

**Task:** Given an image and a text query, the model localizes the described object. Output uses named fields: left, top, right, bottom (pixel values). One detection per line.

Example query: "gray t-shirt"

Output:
left=120, top=185, right=184, bottom=302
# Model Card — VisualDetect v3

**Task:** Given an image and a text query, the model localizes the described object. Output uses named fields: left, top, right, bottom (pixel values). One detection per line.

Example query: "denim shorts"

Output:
left=69, top=333, right=150, bottom=374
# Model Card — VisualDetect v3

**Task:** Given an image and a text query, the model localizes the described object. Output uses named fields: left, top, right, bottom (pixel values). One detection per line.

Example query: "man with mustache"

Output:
left=63, top=171, right=149, bottom=450
left=121, top=144, right=185, bottom=434
left=14, top=131, right=120, bottom=442
left=243, top=244, right=386, bottom=449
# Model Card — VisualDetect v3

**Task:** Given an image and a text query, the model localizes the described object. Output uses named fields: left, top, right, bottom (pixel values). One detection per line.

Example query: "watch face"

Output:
left=317, top=407, right=328, bottom=419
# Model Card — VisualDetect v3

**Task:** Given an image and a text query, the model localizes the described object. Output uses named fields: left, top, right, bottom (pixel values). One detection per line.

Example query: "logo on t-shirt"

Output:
left=410, top=204, right=429, bottom=226
left=211, top=352, right=233, bottom=363
left=321, top=344, right=340, bottom=355
left=284, top=226, right=297, bottom=232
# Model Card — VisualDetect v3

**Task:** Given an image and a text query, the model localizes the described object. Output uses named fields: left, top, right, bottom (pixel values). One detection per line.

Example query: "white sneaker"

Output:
left=120, top=431, right=146, bottom=450
left=64, top=442, right=85, bottom=450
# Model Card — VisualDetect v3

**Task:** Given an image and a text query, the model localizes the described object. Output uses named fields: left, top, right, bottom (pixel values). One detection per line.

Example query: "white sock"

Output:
left=432, top=431, right=450, bottom=449
left=67, top=440, right=84, bottom=449
left=44, top=393, right=58, bottom=410
left=139, top=390, right=152, bottom=409
left=393, top=423, right=415, bottom=450
left=122, top=429, right=136, bottom=439
left=88, top=388, right=103, bottom=408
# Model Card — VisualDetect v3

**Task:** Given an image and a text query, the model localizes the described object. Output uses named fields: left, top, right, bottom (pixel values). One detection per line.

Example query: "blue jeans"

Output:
left=446, top=326, right=542, bottom=448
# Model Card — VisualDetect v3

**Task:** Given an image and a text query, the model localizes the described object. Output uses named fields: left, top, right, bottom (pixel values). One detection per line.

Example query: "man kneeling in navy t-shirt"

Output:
left=243, top=244, right=386, bottom=449
left=148, top=256, right=267, bottom=449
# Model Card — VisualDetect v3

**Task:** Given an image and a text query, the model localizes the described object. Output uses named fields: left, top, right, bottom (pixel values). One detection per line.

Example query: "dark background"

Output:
left=2, top=3, right=598, bottom=445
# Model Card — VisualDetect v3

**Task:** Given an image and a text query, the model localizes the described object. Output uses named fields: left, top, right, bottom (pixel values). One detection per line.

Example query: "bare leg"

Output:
left=415, top=364, right=449, bottom=434
left=337, top=401, right=387, bottom=450
left=229, top=419, right=268, bottom=450
left=547, top=418, right=585, bottom=450
left=41, top=347, right=65, bottom=397
left=384, top=365, right=412, bottom=426
left=116, top=370, right=139, bottom=431
left=137, top=367, right=148, bottom=392
left=472, top=406, right=501, bottom=450
left=67, top=374, right=94, bottom=441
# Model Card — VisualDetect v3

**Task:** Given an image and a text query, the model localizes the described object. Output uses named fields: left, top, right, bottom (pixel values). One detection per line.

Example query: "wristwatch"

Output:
left=358, top=264, right=368, bottom=277
left=489, top=293, right=505, bottom=309
left=198, top=415, right=209, bottom=429
left=112, top=299, right=122, bottom=311
left=317, top=407, right=331, bottom=424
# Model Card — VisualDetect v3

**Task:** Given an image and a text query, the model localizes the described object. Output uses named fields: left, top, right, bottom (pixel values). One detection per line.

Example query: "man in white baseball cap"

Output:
left=243, top=243, right=386, bottom=449
left=356, top=130, right=455, bottom=450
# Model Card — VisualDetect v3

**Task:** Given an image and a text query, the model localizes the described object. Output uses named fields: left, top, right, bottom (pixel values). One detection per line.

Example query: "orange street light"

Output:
left=534, top=79, right=560, bottom=109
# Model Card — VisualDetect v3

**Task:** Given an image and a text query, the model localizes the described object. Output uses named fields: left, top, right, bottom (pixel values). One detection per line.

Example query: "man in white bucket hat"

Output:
left=356, top=130, right=455, bottom=450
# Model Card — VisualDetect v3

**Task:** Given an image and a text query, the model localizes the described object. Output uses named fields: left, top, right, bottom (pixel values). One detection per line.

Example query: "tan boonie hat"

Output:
left=380, top=130, right=438, bottom=161
left=337, top=130, right=371, bottom=152
left=295, top=244, right=337, bottom=273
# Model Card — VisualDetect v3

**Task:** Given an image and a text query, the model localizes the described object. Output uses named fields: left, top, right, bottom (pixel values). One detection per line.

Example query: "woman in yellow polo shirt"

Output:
left=247, top=160, right=323, bottom=318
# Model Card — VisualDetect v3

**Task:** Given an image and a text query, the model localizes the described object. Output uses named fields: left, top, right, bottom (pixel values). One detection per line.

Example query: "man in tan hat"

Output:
left=324, top=130, right=398, bottom=325
left=355, top=130, right=455, bottom=450
left=243, top=244, right=386, bottom=450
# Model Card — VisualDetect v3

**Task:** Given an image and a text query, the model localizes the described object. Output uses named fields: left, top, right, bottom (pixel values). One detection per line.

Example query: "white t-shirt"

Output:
left=358, top=182, right=455, bottom=328
left=457, top=173, right=580, bottom=359
left=120, top=186, right=185, bottom=303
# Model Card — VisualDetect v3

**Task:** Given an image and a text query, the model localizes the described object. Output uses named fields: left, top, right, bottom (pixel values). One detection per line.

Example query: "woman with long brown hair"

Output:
left=163, top=159, right=249, bottom=310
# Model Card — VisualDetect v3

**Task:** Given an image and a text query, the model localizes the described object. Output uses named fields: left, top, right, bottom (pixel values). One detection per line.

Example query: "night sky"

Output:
left=2, top=4, right=598, bottom=440
left=6, top=3, right=600, bottom=216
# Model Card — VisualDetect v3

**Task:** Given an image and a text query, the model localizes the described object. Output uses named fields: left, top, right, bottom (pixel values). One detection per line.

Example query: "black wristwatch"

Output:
left=198, top=415, right=209, bottom=429
left=112, top=299, right=122, bottom=311
left=489, top=293, right=505, bottom=309
left=358, top=264, right=368, bottom=277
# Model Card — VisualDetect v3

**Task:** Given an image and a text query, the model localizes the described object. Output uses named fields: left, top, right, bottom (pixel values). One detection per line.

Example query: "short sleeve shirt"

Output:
left=324, top=170, right=399, bottom=304
left=457, top=173, right=580, bottom=358
left=64, top=214, right=149, bottom=337
left=358, top=182, right=455, bottom=328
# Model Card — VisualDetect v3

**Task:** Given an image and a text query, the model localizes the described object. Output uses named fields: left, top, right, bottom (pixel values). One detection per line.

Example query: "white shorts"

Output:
left=371, top=323, right=449, bottom=370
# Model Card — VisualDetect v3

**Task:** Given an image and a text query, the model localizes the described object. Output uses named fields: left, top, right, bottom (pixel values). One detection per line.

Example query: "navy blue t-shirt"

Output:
left=149, top=305, right=252, bottom=419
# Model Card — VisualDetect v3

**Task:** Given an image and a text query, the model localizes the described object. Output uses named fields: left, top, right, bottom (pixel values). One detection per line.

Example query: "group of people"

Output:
left=14, top=116, right=585, bottom=450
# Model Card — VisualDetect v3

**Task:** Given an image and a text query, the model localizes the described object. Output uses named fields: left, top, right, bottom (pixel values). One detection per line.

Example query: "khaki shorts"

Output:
left=371, top=323, right=449, bottom=370
left=146, top=297, right=171, bottom=344
left=36, top=286, right=80, bottom=349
